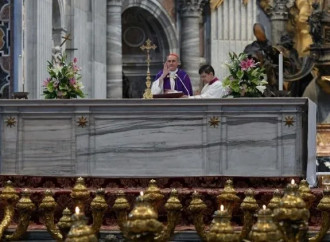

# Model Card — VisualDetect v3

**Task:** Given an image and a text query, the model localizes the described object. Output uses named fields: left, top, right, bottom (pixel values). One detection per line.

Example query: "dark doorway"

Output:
left=122, top=7, right=169, bottom=98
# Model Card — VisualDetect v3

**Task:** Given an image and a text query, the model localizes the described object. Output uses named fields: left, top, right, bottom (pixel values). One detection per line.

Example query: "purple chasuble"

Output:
left=154, top=69, right=193, bottom=96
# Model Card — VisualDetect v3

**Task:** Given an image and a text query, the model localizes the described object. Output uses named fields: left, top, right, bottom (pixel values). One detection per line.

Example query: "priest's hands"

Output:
left=158, top=63, right=169, bottom=88
left=161, top=62, right=169, bottom=79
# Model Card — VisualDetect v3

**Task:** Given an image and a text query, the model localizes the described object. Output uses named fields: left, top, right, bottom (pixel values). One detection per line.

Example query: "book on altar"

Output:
left=153, top=90, right=184, bottom=98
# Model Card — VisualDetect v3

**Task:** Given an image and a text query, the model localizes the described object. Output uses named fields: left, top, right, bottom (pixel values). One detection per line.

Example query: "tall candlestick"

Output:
left=278, top=52, right=283, bottom=91
left=22, top=0, right=26, bottom=92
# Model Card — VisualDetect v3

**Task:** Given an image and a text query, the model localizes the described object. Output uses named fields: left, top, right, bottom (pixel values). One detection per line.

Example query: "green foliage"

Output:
left=223, top=52, right=268, bottom=97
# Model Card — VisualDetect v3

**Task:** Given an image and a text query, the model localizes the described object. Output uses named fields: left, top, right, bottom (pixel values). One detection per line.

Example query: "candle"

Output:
left=21, top=0, right=26, bottom=92
left=278, top=52, right=283, bottom=91
left=220, top=204, right=224, bottom=211
left=75, top=206, right=80, bottom=215
left=263, top=204, right=266, bottom=210
left=140, top=191, right=144, bottom=196
left=291, top=179, right=295, bottom=185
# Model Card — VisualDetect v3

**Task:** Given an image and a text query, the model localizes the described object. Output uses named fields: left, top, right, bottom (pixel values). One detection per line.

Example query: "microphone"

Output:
left=175, top=74, right=190, bottom=96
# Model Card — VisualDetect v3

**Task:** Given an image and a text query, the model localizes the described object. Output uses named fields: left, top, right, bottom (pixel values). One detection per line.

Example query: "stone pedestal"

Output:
left=106, top=0, right=122, bottom=98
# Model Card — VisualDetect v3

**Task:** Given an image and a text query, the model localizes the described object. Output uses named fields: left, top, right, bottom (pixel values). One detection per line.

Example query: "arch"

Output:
left=122, top=0, right=178, bottom=54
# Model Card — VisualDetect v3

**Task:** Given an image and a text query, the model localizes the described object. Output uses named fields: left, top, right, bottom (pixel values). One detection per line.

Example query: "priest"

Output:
left=151, top=53, right=193, bottom=96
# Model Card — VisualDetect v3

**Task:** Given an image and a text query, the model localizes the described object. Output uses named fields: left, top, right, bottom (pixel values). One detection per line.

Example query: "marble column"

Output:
left=269, top=0, right=290, bottom=45
left=180, top=0, right=205, bottom=91
left=106, top=0, right=122, bottom=98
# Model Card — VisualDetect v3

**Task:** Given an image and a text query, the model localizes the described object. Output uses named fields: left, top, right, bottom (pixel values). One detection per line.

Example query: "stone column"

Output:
left=180, top=0, right=205, bottom=90
left=269, top=0, right=290, bottom=45
left=106, top=0, right=122, bottom=98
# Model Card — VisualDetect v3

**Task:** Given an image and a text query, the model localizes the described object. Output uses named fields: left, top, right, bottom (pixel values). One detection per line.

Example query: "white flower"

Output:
left=256, top=85, right=266, bottom=94
left=260, top=80, right=268, bottom=85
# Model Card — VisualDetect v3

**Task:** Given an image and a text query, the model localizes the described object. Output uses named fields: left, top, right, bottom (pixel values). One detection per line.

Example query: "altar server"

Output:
left=189, top=64, right=228, bottom=99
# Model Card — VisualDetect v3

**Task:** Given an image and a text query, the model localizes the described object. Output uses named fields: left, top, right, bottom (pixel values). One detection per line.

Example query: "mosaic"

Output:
left=0, top=0, right=10, bottom=98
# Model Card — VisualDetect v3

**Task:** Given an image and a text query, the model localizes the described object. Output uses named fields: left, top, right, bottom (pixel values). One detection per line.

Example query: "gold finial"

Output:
left=217, top=179, right=240, bottom=216
left=71, top=177, right=90, bottom=213
left=144, top=179, right=164, bottom=212
left=140, top=38, right=157, bottom=99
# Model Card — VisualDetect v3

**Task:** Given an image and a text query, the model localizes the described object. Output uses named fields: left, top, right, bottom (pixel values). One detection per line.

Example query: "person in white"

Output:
left=188, top=64, right=228, bottom=98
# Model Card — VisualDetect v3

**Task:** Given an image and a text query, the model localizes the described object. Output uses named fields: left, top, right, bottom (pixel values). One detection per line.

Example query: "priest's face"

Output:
left=200, top=72, right=214, bottom=84
left=166, top=55, right=179, bottom=71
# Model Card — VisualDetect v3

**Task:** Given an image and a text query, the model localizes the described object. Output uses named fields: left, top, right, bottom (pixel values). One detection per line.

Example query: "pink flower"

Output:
left=73, top=57, right=78, bottom=63
left=43, top=78, right=50, bottom=87
left=240, top=58, right=255, bottom=71
left=69, top=78, right=76, bottom=86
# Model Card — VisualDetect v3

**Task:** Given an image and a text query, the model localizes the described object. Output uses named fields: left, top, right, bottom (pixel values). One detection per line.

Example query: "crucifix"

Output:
left=140, top=39, right=157, bottom=99
left=60, top=34, right=72, bottom=47
left=140, top=39, right=157, bottom=73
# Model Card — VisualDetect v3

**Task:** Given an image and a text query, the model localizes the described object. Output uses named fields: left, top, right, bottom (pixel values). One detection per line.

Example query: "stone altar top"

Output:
left=0, top=98, right=316, bottom=185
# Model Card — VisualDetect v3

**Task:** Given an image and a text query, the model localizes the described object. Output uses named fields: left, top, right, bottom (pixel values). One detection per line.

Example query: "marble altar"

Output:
left=0, top=98, right=316, bottom=183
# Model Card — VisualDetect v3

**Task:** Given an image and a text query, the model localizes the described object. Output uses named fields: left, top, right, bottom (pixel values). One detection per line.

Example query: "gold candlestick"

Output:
left=187, top=191, right=208, bottom=241
left=123, top=193, right=163, bottom=242
left=65, top=207, right=97, bottom=242
left=71, top=177, right=90, bottom=213
left=5, top=188, right=36, bottom=240
left=156, top=189, right=182, bottom=242
left=273, top=179, right=309, bottom=242
left=299, top=179, right=316, bottom=209
left=207, top=205, right=239, bottom=242
left=58, top=208, right=73, bottom=240
left=309, top=188, right=330, bottom=242
left=144, top=179, right=164, bottom=213
left=113, top=190, right=130, bottom=231
left=217, top=179, right=240, bottom=216
left=90, top=188, right=108, bottom=234
left=268, top=189, right=282, bottom=211
left=140, top=39, right=157, bottom=99
left=39, top=190, right=63, bottom=241
left=249, top=205, right=283, bottom=242
left=240, top=189, right=259, bottom=241
left=0, top=181, right=19, bottom=239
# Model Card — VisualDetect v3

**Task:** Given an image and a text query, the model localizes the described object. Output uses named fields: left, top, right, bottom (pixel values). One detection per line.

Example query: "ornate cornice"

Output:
left=258, top=0, right=295, bottom=18
left=180, top=0, right=208, bottom=17
left=210, top=0, right=250, bottom=10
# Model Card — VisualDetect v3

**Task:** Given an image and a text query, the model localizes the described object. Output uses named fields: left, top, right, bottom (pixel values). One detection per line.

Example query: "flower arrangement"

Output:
left=223, top=52, right=268, bottom=97
left=43, top=55, right=85, bottom=99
